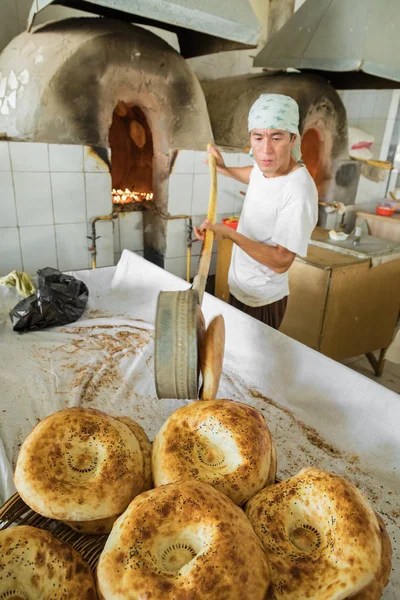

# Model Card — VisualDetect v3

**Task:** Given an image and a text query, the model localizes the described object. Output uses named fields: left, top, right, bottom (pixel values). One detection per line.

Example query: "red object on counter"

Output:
left=222, top=217, right=239, bottom=230
left=376, top=205, right=395, bottom=217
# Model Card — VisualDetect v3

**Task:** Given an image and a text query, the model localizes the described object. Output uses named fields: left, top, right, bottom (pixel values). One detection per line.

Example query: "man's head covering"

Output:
left=248, top=93, right=301, bottom=162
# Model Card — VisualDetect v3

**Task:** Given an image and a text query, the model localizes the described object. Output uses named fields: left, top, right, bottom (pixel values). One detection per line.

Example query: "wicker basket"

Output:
left=0, top=493, right=107, bottom=569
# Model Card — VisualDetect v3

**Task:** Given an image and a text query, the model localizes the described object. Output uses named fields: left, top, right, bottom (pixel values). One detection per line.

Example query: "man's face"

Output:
left=250, top=129, right=296, bottom=177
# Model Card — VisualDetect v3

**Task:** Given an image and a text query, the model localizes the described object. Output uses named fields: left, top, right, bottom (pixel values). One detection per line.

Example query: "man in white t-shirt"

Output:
left=194, top=93, right=318, bottom=329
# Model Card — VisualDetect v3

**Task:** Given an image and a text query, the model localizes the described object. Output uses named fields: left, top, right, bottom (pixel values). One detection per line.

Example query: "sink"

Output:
left=309, top=234, right=400, bottom=259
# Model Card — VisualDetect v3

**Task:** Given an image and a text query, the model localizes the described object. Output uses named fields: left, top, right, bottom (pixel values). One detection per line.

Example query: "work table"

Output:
left=0, top=251, right=399, bottom=598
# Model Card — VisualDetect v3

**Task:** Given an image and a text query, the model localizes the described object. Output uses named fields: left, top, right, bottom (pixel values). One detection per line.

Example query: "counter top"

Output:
left=306, top=227, right=400, bottom=265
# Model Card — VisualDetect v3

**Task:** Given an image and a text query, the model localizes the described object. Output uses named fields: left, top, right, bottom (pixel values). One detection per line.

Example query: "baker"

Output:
left=195, top=94, right=318, bottom=330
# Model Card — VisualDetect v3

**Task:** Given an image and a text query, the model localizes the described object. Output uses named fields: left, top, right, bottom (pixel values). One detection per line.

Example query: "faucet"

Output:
left=352, top=218, right=366, bottom=246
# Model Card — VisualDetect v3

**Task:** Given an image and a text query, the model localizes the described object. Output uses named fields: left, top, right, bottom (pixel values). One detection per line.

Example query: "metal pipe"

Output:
left=155, top=210, right=194, bottom=283
left=89, top=213, right=118, bottom=269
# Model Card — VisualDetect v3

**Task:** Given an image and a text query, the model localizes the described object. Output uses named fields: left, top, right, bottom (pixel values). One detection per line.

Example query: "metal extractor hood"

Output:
left=27, top=0, right=261, bottom=58
left=254, top=0, right=400, bottom=88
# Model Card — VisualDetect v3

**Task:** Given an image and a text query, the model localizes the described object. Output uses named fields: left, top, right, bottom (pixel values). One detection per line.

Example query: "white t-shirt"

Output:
left=228, top=163, right=318, bottom=307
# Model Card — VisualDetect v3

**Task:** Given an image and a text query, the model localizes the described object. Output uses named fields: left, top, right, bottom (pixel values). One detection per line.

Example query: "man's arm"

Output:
left=193, top=221, right=296, bottom=274
left=230, top=230, right=295, bottom=273
left=219, top=165, right=253, bottom=185
left=207, top=145, right=252, bottom=185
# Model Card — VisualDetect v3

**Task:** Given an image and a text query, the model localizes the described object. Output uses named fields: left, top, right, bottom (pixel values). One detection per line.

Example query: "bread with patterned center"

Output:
left=152, top=399, right=276, bottom=505
left=96, top=480, right=270, bottom=599
left=245, top=467, right=392, bottom=600
left=14, top=407, right=151, bottom=534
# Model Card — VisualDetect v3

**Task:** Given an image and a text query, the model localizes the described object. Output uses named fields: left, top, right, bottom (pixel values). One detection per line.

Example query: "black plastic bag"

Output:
left=10, top=267, right=89, bottom=332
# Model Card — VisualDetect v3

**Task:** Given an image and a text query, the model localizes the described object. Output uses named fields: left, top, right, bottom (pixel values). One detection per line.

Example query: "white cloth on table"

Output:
left=0, top=251, right=399, bottom=598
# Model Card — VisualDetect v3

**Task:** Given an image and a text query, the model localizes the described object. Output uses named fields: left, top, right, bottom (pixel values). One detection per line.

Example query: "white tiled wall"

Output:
left=338, top=89, right=400, bottom=161
left=113, top=211, right=144, bottom=265
left=165, top=149, right=251, bottom=280
left=0, top=141, right=120, bottom=276
left=337, top=89, right=400, bottom=207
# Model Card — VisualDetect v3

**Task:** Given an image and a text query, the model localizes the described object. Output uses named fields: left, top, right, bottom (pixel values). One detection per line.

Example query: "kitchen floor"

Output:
left=341, top=355, right=400, bottom=394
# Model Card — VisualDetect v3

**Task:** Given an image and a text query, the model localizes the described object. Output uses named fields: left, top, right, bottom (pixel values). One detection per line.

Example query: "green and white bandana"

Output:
left=248, top=93, right=301, bottom=162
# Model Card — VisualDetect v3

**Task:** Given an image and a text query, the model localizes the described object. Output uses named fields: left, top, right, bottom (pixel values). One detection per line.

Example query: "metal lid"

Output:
left=254, top=0, right=400, bottom=86
left=28, top=0, right=260, bottom=57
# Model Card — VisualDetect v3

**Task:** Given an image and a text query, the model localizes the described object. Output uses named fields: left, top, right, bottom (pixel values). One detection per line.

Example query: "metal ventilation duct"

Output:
left=27, top=0, right=260, bottom=58
left=254, top=0, right=400, bottom=88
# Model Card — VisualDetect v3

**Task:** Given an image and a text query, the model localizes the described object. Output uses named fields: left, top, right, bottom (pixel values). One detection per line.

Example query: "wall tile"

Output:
left=341, top=91, right=350, bottom=112
left=0, top=171, right=17, bottom=226
left=14, top=172, right=53, bottom=226
left=359, top=91, right=376, bottom=119
left=85, top=172, right=112, bottom=220
left=91, top=220, right=114, bottom=268
left=55, top=223, right=90, bottom=271
left=168, top=173, right=193, bottom=216
left=51, top=172, right=86, bottom=223
left=165, top=217, right=188, bottom=259
left=238, top=152, right=253, bottom=167
left=171, top=150, right=194, bottom=174
left=357, top=119, right=372, bottom=134
left=192, top=174, right=212, bottom=215
left=83, top=146, right=110, bottom=172
left=0, top=142, right=11, bottom=171
left=217, top=175, right=237, bottom=215
left=19, top=225, right=57, bottom=274
left=164, top=256, right=187, bottom=280
left=9, top=142, right=49, bottom=172
left=368, top=119, right=386, bottom=144
left=49, top=144, right=84, bottom=172
left=373, top=90, right=393, bottom=118
left=346, top=92, right=362, bottom=120
left=347, top=119, right=360, bottom=130
left=194, top=150, right=209, bottom=174
left=119, top=211, right=143, bottom=252
left=221, top=152, right=240, bottom=168
left=0, top=227, right=22, bottom=273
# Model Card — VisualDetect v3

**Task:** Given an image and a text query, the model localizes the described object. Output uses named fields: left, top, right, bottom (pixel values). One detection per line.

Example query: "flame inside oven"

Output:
left=112, top=188, right=154, bottom=204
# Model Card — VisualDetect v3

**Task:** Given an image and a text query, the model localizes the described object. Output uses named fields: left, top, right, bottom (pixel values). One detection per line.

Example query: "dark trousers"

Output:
left=229, top=294, right=288, bottom=330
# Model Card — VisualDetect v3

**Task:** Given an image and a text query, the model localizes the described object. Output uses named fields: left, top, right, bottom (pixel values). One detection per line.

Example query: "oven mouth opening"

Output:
left=109, top=102, right=154, bottom=212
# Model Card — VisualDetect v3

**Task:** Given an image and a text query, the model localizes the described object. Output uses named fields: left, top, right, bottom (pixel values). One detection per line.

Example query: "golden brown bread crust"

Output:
left=63, top=417, right=152, bottom=534
left=266, top=438, right=277, bottom=486
left=152, top=399, right=277, bottom=505
left=199, top=314, right=225, bottom=401
left=0, top=525, right=97, bottom=599
left=246, top=467, right=390, bottom=600
left=63, top=514, right=120, bottom=535
left=14, top=407, right=145, bottom=521
left=115, top=416, right=152, bottom=491
left=350, top=512, right=392, bottom=600
left=97, top=480, right=270, bottom=600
